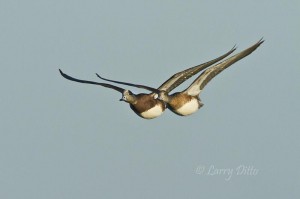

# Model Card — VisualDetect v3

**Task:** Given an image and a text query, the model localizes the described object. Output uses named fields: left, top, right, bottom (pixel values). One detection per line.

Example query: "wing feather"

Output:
left=186, top=39, right=264, bottom=96
left=157, top=46, right=237, bottom=92
left=59, top=69, right=125, bottom=93
left=95, top=73, right=160, bottom=93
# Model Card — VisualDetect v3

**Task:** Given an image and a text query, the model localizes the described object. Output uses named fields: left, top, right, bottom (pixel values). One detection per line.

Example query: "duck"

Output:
left=59, top=69, right=164, bottom=119
left=96, top=39, right=264, bottom=116
left=59, top=44, right=236, bottom=119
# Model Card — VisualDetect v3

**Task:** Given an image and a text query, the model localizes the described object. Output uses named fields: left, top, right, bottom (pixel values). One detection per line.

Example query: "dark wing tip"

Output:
left=96, top=73, right=111, bottom=82
left=252, top=38, right=265, bottom=50
left=94, top=73, right=160, bottom=93
left=59, top=69, right=126, bottom=93
left=95, top=73, right=102, bottom=79
left=232, top=44, right=237, bottom=51
left=59, top=69, right=77, bottom=81
left=59, top=69, right=69, bottom=78
left=258, top=37, right=265, bottom=45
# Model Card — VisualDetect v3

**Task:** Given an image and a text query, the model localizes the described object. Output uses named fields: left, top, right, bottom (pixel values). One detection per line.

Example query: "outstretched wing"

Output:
left=185, top=39, right=264, bottom=96
left=157, top=46, right=237, bottom=92
left=96, top=45, right=236, bottom=94
left=59, top=69, right=125, bottom=93
left=95, top=74, right=160, bottom=93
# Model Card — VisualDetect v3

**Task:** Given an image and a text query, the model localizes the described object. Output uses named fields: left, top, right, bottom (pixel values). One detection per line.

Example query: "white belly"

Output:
left=140, top=105, right=164, bottom=119
left=175, top=98, right=200, bottom=116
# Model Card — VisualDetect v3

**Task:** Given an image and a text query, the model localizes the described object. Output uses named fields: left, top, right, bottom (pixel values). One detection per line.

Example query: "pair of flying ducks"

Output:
left=60, top=39, right=264, bottom=119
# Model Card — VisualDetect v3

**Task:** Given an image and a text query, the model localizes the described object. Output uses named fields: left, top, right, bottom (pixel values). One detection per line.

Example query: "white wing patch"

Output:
left=186, top=68, right=213, bottom=96
left=187, top=87, right=202, bottom=96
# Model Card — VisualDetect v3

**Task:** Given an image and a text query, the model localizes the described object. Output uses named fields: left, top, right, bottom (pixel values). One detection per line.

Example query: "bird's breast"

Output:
left=140, top=104, right=165, bottom=119
left=174, top=98, right=202, bottom=116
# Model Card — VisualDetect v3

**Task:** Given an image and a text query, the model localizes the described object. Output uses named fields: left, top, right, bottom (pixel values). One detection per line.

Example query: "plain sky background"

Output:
left=1, top=0, right=299, bottom=198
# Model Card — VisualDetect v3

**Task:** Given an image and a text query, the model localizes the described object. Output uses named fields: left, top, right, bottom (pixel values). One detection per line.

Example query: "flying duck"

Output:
left=59, top=69, right=164, bottom=119
left=96, top=39, right=264, bottom=116
left=59, top=45, right=236, bottom=119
